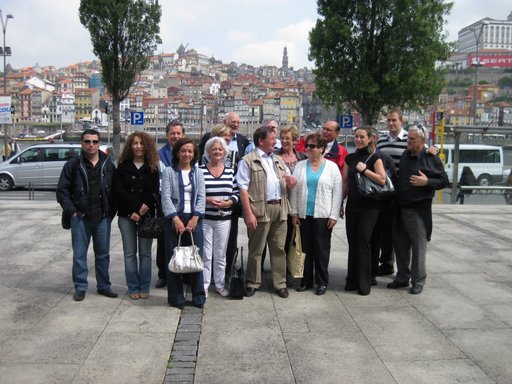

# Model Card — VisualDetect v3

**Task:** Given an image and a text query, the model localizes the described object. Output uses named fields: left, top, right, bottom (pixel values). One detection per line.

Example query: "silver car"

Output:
left=0, top=143, right=114, bottom=191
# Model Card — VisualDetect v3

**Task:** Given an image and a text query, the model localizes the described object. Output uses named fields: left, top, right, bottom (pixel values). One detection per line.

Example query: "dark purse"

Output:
left=138, top=215, right=165, bottom=238
left=229, top=246, right=245, bottom=300
left=355, top=153, right=396, bottom=199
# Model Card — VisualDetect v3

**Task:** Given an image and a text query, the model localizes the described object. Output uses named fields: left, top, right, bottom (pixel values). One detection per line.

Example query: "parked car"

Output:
left=0, top=143, right=114, bottom=191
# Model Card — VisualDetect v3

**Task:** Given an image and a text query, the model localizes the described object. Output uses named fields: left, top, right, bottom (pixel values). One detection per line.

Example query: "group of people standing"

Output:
left=56, top=107, right=448, bottom=309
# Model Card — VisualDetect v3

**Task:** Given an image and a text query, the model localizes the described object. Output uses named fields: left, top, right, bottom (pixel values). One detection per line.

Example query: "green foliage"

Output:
left=498, top=76, right=512, bottom=88
left=447, top=77, right=473, bottom=87
left=309, top=0, right=453, bottom=124
left=79, top=0, right=162, bottom=154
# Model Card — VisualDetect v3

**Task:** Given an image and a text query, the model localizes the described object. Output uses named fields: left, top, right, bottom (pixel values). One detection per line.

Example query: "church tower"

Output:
left=282, top=46, right=289, bottom=73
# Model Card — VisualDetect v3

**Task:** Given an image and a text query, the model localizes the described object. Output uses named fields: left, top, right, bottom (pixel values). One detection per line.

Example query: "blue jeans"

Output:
left=118, top=217, right=153, bottom=294
left=71, top=215, right=112, bottom=293
left=164, top=214, right=205, bottom=307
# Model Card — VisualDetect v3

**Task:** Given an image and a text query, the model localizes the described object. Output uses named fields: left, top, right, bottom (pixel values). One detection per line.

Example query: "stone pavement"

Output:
left=1, top=200, right=512, bottom=384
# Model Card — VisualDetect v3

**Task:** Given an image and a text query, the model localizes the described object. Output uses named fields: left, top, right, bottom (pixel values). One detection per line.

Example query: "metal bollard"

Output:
left=28, top=183, right=35, bottom=200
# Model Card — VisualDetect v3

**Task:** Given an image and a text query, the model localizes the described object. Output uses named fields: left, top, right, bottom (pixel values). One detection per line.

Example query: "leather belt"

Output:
left=266, top=199, right=281, bottom=205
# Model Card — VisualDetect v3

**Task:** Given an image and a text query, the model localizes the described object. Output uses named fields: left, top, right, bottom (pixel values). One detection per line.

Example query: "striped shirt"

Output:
left=200, top=165, right=239, bottom=220
left=377, top=129, right=408, bottom=173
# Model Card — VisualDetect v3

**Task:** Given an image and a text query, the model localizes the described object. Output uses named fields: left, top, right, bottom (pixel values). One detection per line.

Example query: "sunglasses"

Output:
left=83, top=139, right=99, bottom=145
left=305, top=144, right=322, bottom=149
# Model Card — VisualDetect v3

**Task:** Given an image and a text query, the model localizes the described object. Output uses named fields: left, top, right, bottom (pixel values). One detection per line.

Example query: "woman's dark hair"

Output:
left=119, top=131, right=160, bottom=172
left=172, top=137, right=199, bottom=166
left=354, top=126, right=373, bottom=138
left=305, top=132, right=328, bottom=154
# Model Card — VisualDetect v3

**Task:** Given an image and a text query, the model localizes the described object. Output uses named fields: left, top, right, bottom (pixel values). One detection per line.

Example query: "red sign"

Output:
left=467, top=54, right=512, bottom=67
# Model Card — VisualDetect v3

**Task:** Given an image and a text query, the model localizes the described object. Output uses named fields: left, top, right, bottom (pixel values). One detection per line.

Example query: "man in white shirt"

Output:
left=237, top=126, right=295, bottom=298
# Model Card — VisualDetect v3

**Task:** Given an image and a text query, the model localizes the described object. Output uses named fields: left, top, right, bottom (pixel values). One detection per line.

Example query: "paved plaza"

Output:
left=0, top=200, right=511, bottom=383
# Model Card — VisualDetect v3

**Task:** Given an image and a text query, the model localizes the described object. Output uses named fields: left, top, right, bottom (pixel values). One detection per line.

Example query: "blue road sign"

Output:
left=339, top=115, right=353, bottom=129
left=130, top=112, right=144, bottom=125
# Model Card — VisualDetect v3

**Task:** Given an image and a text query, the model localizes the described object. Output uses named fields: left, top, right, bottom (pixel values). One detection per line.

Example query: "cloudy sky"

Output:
left=2, top=0, right=512, bottom=70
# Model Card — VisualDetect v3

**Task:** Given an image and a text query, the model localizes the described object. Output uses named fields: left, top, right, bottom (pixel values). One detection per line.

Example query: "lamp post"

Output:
left=471, top=21, right=487, bottom=125
left=1, top=10, right=13, bottom=149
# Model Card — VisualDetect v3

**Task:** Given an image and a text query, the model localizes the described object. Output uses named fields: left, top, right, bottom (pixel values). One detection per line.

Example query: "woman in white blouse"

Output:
left=290, top=132, right=342, bottom=295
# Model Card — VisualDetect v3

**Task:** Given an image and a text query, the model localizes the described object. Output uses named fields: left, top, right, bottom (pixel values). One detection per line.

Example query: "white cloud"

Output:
left=227, top=30, right=254, bottom=44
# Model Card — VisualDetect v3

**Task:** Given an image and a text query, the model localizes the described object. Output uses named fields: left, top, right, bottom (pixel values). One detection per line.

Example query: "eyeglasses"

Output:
left=83, top=140, right=99, bottom=145
left=305, top=143, right=322, bottom=149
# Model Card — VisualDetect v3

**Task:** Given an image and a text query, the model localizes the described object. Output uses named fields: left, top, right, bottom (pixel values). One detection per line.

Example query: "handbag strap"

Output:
left=294, top=224, right=303, bottom=253
left=364, top=152, right=374, bottom=164
left=177, top=231, right=195, bottom=248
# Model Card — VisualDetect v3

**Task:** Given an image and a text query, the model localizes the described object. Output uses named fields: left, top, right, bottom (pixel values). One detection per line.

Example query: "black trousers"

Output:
left=346, top=205, right=379, bottom=295
left=224, top=215, right=239, bottom=279
left=371, top=202, right=394, bottom=275
left=300, top=216, right=333, bottom=287
left=156, top=233, right=167, bottom=281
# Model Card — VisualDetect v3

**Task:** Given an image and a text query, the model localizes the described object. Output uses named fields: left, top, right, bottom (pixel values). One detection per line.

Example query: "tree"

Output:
left=309, top=0, right=453, bottom=124
left=79, top=0, right=162, bottom=156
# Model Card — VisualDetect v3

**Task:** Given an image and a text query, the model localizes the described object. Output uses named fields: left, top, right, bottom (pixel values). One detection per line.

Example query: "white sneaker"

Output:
left=216, top=288, right=229, bottom=297
left=204, top=290, right=209, bottom=298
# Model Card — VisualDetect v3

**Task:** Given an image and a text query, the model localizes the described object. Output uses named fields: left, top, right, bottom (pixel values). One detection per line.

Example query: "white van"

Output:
left=441, top=144, right=504, bottom=186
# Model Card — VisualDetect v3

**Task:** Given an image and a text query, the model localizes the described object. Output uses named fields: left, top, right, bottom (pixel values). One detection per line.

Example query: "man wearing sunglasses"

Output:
left=57, top=129, right=117, bottom=302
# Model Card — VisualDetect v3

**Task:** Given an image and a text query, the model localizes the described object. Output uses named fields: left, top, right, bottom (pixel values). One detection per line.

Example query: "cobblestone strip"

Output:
left=164, top=306, right=203, bottom=384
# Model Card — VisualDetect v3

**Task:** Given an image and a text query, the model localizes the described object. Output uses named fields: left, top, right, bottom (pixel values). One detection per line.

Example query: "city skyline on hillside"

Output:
left=1, top=1, right=512, bottom=70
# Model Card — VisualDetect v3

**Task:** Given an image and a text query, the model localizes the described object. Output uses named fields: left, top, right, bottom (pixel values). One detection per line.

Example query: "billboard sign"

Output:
left=0, top=97, right=12, bottom=124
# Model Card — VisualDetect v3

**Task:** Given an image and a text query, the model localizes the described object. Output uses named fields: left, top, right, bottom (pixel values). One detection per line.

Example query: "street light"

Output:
left=471, top=21, right=487, bottom=125
left=1, top=10, right=13, bottom=149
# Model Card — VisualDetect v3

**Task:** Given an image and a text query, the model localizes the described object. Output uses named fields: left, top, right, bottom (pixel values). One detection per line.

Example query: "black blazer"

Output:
left=113, top=160, right=160, bottom=218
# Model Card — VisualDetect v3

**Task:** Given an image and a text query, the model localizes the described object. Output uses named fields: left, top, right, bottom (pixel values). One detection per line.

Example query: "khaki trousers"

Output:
left=246, top=204, right=287, bottom=290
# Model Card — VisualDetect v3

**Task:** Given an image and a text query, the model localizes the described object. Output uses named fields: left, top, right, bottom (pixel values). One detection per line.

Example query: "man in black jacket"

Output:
left=387, top=126, right=448, bottom=294
left=57, top=129, right=118, bottom=302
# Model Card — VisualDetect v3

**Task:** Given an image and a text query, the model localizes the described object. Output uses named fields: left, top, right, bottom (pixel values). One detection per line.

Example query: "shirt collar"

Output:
left=256, top=147, right=274, bottom=158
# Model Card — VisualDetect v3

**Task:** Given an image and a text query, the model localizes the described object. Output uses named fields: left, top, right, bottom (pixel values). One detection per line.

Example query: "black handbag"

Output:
left=229, top=246, right=245, bottom=300
left=138, top=215, right=165, bottom=239
left=356, top=153, right=395, bottom=199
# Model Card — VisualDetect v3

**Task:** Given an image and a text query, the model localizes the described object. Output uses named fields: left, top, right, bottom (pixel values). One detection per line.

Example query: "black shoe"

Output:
left=97, top=289, right=118, bottom=298
left=155, top=278, right=166, bottom=288
left=316, top=285, right=327, bottom=295
left=170, top=303, right=184, bottom=310
left=296, top=285, right=312, bottom=292
left=345, top=283, right=358, bottom=292
left=387, top=280, right=409, bottom=289
left=276, top=288, right=289, bottom=298
left=410, top=284, right=423, bottom=294
left=377, top=264, right=395, bottom=276
left=245, top=287, right=257, bottom=297
left=371, top=278, right=378, bottom=286
left=73, top=291, right=85, bottom=301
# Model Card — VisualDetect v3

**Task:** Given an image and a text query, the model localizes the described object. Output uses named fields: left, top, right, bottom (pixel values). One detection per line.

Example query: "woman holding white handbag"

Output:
left=161, top=138, right=206, bottom=310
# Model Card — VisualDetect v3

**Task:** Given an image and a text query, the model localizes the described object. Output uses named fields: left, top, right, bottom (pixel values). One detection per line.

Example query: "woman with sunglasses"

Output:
left=342, top=126, right=386, bottom=296
left=113, top=132, right=160, bottom=300
left=290, top=132, right=342, bottom=295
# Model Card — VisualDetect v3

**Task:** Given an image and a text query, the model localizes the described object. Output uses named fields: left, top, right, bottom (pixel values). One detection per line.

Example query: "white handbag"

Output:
left=168, top=232, right=204, bottom=273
